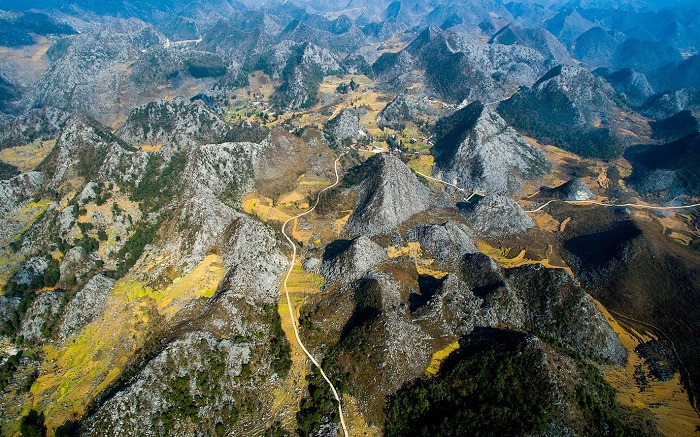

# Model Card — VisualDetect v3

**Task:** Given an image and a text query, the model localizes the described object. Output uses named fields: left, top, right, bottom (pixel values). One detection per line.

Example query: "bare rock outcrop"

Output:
left=320, top=236, right=387, bottom=283
left=458, top=195, right=535, bottom=239
left=344, top=154, right=431, bottom=237
left=432, top=101, right=550, bottom=195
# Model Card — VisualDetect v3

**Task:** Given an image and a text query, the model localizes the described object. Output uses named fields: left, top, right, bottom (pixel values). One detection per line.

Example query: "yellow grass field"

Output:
left=595, top=302, right=700, bottom=436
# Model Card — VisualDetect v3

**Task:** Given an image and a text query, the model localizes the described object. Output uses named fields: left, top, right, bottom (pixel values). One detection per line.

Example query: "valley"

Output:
left=1, top=0, right=700, bottom=436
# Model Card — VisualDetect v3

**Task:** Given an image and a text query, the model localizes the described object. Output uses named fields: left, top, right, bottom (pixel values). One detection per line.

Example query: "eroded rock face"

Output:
left=372, top=26, right=550, bottom=103
left=118, top=98, right=232, bottom=154
left=325, top=108, right=367, bottom=144
left=498, top=64, right=630, bottom=161
left=29, top=19, right=165, bottom=124
left=47, top=117, right=149, bottom=189
left=320, top=236, right=387, bottom=283
left=83, top=332, right=252, bottom=436
left=18, top=290, right=62, bottom=343
left=0, top=172, right=44, bottom=218
left=376, top=93, right=422, bottom=131
left=405, top=221, right=478, bottom=268
left=490, top=23, right=571, bottom=65
left=414, top=254, right=625, bottom=363
left=603, top=68, right=655, bottom=107
left=0, top=106, right=69, bottom=148
left=458, top=195, right=535, bottom=239
left=432, top=101, right=550, bottom=195
left=58, top=274, right=115, bottom=340
left=344, top=154, right=431, bottom=237
left=329, top=271, right=432, bottom=422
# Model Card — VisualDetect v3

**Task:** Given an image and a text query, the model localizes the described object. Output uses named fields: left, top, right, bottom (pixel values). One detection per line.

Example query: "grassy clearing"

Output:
left=387, top=242, right=449, bottom=278
left=135, top=144, right=163, bottom=153
left=157, top=254, right=225, bottom=317
left=343, top=394, right=382, bottom=437
left=425, top=340, right=460, bottom=377
left=242, top=194, right=293, bottom=224
left=406, top=154, right=434, bottom=176
left=0, top=140, right=56, bottom=172
left=31, top=298, right=150, bottom=432
left=285, top=262, right=326, bottom=293
left=477, top=241, right=574, bottom=277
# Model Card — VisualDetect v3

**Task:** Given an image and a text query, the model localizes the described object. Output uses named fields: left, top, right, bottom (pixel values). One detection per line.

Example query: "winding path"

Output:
left=523, top=198, right=700, bottom=213
left=281, top=153, right=349, bottom=437
left=411, top=168, right=482, bottom=202
left=409, top=160, right=700, bottom=213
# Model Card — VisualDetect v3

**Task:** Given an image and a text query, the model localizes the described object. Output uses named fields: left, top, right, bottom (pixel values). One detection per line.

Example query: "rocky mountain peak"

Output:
left=325, top=108, right=367, bottom=144
left=458, top=195, right=535, bottom=239
left=540, top=178, right=596, bottom=201
left=320, top=236, right=388, bottom=283
left=117, top=97, right=231, bottom=154
left=432, top=101, right=550, bottom=195
left=499, top=64, right=627, bottom=159
left=344, top=153, right=431, bottom=237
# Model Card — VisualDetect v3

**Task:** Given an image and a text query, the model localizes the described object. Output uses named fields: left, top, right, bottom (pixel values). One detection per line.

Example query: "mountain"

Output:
left=489, top=23, right=571, bottom=65
left=2, top=1, right=699, bottom=435
left=376, top=93, right=423, bottom=131
left=272, top=42, right=343, bottom=111
left=539, top=178, right=597, bottom=201
left=431, top=101, right=551, bottom=195
left=117, top=97, right=267, bottom=155
left=372, top=26, right=550, bottom=104
left=498, top=65, right=628, bottom=159
left=600, top=68, right=656, bottom=107
left=457, top=195, right=535, bottom=238
left=611, top=38, right=683, bottom=75
left=386, top=328, right=633, bottom=436
left=639, top=87, right=700, bottom=119
left=624, top=131, right=700, bottom=197
left=561, top=213, right=700, bottom=420
left=29, top=19, right=166, bottom=124
left=343, top=154, right=433, bottom=237
left=544, top=8, right=596, bottom=48
left=0, top=11, right=76, bottom=47
left=325, top=108, right=368, bottom=144
left=574, top=26, right=618, bottom=68
left=651, top=54, right=700, bottom=93
left=649, top=109, right=699, bottom=141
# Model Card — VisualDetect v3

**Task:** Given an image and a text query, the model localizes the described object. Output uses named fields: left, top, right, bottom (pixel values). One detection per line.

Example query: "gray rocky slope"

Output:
left=0, top=108, right=293, bottom=435
left=372, top=26, right=552, bottom=104
left=343, top=154, right=432, bottom=237
left=312, top=214, right=625, bottom=428
left=540, top=178, right=597, bottom=201
left=324, top=108, right=367, bottom=144
left=432, top=101, right=551, bottom=195
left=498, top=64, right=628, bottom=159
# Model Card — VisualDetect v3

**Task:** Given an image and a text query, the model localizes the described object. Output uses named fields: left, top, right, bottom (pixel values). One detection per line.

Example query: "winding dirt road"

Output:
left=281, top=153, right=349, bottom=437
left=523, top=198, right=700, bottom=213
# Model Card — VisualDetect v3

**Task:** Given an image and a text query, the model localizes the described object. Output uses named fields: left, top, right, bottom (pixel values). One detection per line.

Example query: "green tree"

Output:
left=20, top=410, right=46, bottom=437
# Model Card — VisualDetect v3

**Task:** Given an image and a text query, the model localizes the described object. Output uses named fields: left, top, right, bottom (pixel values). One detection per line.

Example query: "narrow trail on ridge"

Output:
left=280, top=152, right=349, bottom=437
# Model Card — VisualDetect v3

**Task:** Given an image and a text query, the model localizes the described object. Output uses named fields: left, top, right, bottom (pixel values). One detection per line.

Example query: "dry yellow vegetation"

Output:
left=242, top=194, right=293, bottom=223
left=0, top=140, right=56, bottom=172
left=596, top=302, right=700, bottom=437
left=425, top=340, right=460, bottom=377
left=26, top=255, right=226, bottom=433
left=387, top=242, right=449, bottom=278
left=477, top=241, right=574, bottom=277
left=343, top=394, right=382, bottom=437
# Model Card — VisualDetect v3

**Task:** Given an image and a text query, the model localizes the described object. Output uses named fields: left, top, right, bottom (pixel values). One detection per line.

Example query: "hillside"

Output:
left=0, top=1, right=699, bottom=436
